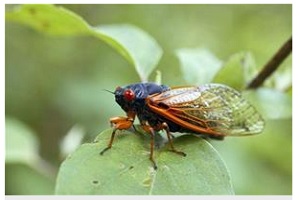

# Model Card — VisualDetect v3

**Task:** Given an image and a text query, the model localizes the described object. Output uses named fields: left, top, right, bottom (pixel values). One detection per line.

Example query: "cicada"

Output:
left=100, top=83, right=264, bottom=169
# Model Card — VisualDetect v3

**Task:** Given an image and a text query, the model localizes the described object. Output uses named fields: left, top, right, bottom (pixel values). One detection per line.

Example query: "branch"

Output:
left=247, top=37, right=292, bottom=89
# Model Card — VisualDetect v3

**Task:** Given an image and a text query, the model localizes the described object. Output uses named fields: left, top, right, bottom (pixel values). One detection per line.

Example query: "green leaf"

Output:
left=5, top=117, right=40, bottom=164
left=55, top=129, right=234, bottom=195
left=243, top=88, right=292, bottom=120
left=213, top=52, right=257, bottom=90
left=94, top=24, right=163, bottom=82
left=176, top=48, right=222, bottom=85
left=5, top=4, right=90, bottom=35
left=6, top=4, right=162, bottom=82
left=6, top=164, right=55, bottom=195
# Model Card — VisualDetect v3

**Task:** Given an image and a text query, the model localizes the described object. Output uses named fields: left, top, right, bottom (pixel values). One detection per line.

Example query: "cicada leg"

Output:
left=148, top=127, right=158, bottom=170
left=141, top=125, right=158, bottom=170
left=100, top=127, right=118, bottom=155
left=162, top=122, right=187, bottom=157
left=100, top=116, right=134, bottom=155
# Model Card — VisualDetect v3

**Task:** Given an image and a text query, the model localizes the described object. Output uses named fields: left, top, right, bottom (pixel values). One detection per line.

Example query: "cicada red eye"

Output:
left=123, top=89, right=135, bottom=102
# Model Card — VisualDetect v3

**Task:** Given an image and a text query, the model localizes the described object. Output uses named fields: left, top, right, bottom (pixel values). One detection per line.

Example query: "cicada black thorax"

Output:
left=114, top=82, right=170, bottom=124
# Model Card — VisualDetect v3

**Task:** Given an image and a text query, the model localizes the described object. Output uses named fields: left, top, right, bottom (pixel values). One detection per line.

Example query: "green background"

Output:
left=5, top=4, right=292, bottom=195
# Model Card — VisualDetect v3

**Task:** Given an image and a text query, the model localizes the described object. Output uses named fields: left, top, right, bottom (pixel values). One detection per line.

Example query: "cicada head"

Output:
left=114, top=83, right=169, bottom=112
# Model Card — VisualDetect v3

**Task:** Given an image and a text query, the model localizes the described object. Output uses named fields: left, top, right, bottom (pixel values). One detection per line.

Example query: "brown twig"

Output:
left=247, top=37, right=292, bottom=89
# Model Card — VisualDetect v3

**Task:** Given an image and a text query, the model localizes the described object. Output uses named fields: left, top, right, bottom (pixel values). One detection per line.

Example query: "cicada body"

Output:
left=100, top=82, right=264, bottom=169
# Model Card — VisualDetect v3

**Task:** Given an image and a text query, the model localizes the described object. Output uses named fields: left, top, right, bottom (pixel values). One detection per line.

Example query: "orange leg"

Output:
left=100, top=116, right=134, bottom=155
left=141, top=125, right=158, bottom=170
left=100, top=127, right=118, bottom=155
left=162, top=122, right=186, bottom=157
left=148, top=127, right=158, bottom=170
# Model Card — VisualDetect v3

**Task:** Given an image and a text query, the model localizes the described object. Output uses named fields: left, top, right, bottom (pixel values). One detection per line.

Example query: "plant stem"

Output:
left=247, top=37, right=292, bottom=89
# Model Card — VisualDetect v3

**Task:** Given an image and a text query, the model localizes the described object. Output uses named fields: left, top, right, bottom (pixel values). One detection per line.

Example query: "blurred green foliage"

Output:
left=5, top=4, right=291, bottom=195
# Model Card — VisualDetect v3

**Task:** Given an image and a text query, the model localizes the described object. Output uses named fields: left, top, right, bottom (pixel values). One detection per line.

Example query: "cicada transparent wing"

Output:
left=147, top=83, right=265, bottom=136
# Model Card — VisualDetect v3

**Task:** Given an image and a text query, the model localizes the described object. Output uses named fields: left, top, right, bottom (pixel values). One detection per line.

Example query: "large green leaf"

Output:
left=176, top=48, right=222, bottom=85
left=55, top=129, right=234, bottom=195
left=5, top=4, right=162, bottom=82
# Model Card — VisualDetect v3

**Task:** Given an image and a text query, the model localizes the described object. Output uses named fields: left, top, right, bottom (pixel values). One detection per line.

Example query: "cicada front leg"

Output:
left=100, top=112, right=135, bottom=155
